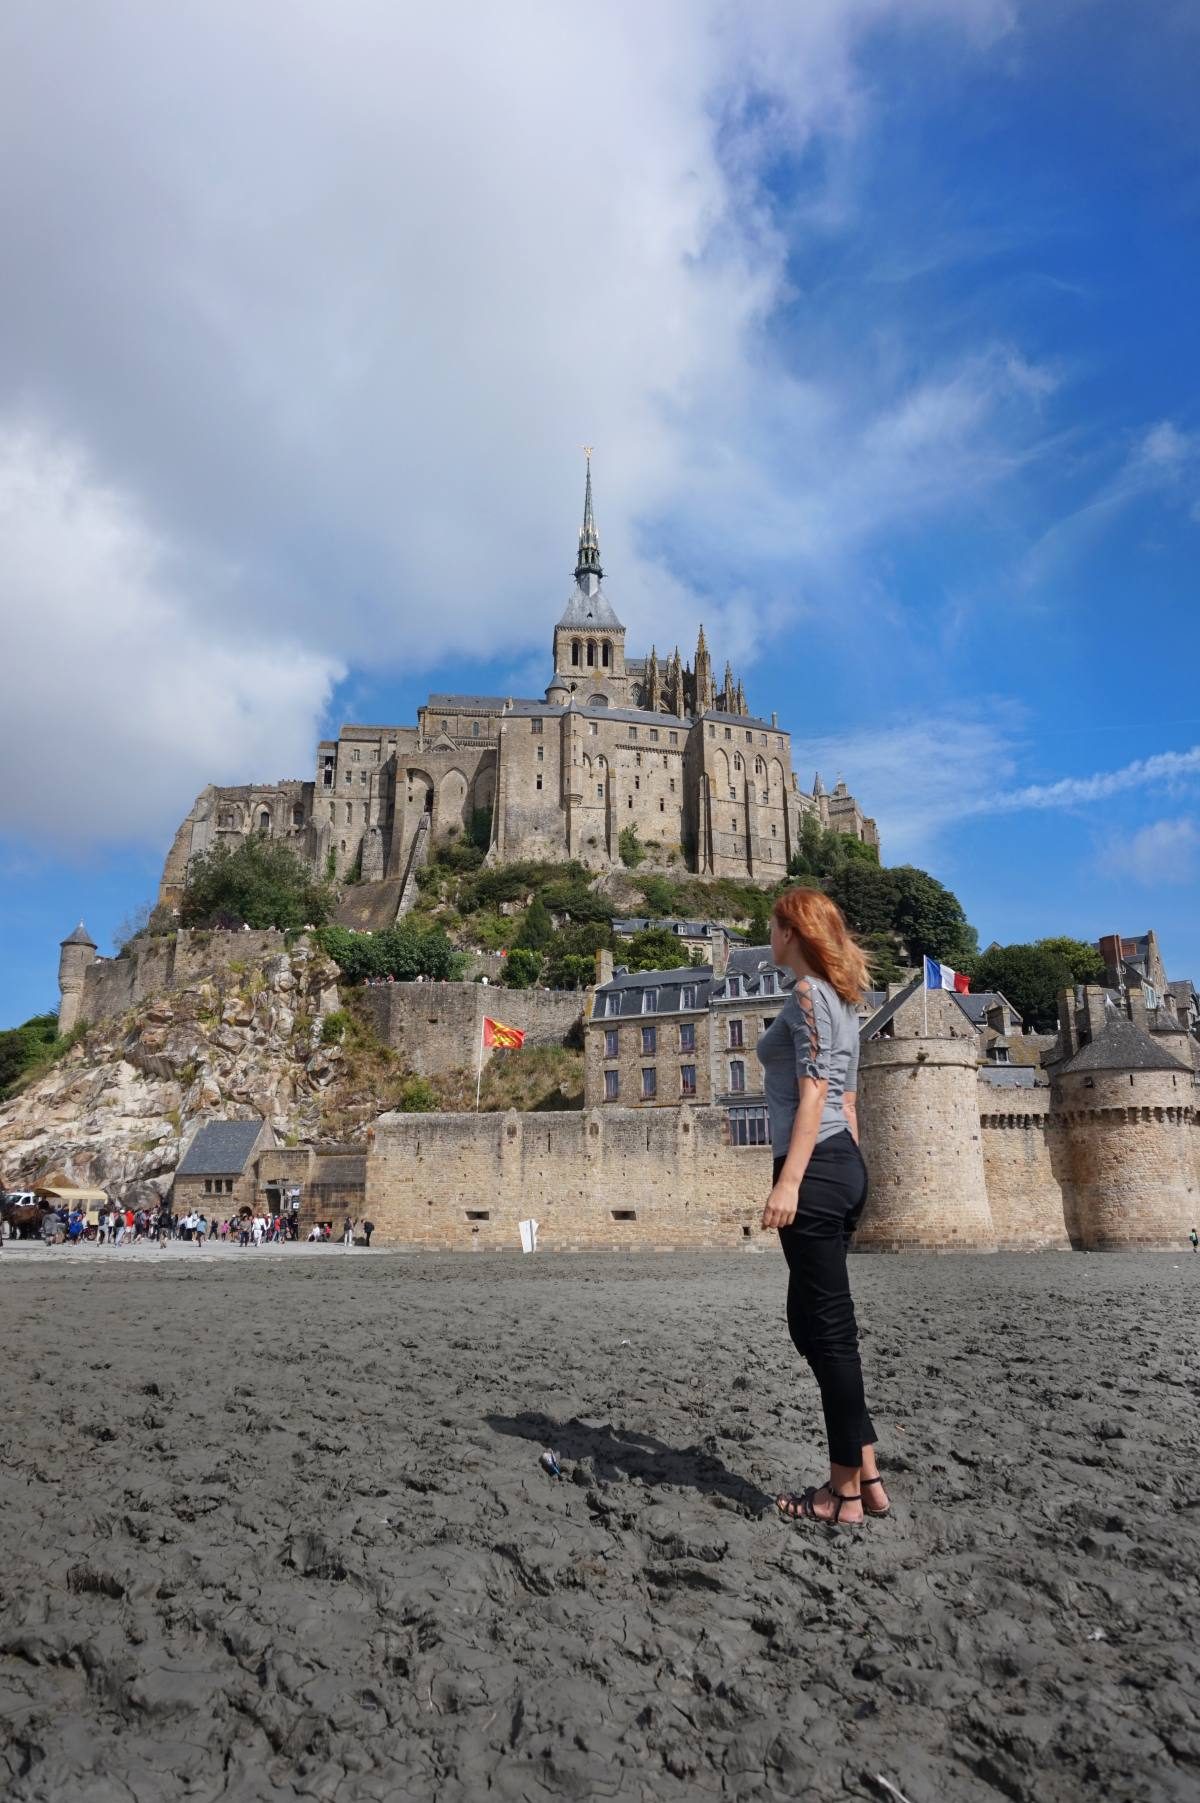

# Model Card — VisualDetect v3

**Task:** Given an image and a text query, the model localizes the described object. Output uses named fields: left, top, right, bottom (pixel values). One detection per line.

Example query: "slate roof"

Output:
left=592, top=967, right=714, bottom=1019
left=426, top=694, right=512, bottom=711
left=860, top=974, right=922, bottom=1039
left=952, top=989, right=1019, bottom=1028
left=557, top=583, right=623, bottom=630
left=612, top=918, right=744, bottom=941
left=60, top=921, right=97, bottom=948
left=1057, top=1016, right=1191, bottom=1075
left=176, top=1119, right=265, bottom=1177
left=979, top=1066, right=1039, bottom=1088
left=702, top=709, right=784, bottom=733
left=711, top=945, right=786, bottom=1002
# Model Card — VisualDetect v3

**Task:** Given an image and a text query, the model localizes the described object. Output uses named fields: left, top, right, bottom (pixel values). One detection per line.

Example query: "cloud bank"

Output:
left=0, top=0, right=1037, bottom=850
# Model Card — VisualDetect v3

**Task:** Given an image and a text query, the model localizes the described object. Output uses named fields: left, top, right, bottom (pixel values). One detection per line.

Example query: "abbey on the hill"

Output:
left=159, top=459, right=877, bottom=909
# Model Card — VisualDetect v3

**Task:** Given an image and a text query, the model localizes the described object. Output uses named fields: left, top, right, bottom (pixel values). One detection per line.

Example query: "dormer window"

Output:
left=727, top=978, right=741, bottom=999
left=762, top=973, right=776, bottom=995
left=680, top=986, right=696, bottom=1010
left=641, top=989, right=658, bottom=1014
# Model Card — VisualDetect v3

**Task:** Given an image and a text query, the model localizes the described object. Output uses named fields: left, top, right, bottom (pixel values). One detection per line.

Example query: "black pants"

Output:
left=774, top=1132, right=876, bottom=1469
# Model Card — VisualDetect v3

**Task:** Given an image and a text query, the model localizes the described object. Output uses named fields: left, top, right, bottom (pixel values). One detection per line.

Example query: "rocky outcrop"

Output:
left=0, top=938, right=344, bottom=1202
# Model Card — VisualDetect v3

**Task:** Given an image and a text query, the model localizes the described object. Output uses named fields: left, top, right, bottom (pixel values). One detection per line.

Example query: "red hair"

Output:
left=772, top=886, right=870, bottom=1006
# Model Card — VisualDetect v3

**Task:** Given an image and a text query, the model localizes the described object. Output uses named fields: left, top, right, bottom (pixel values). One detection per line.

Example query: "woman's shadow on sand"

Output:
left=486, top=1411, right=774, bottom=1515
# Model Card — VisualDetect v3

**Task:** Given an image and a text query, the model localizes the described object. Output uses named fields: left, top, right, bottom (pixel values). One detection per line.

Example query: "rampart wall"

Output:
left=357, top=981, right=582, bottom=1077
left=978, top=1088, right=1073, bottom=1251
left=77, top=930, right=289, bottom=1027
left=365, top=1106, right=768, bottom=1251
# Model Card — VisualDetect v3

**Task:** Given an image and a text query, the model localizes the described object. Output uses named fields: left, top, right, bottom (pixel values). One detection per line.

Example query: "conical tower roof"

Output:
left=558, top=449, right=622, bottom=628
left=1058, top=1014, right=1190, bottom=1074
left=60, top=921, right=97, bottom=948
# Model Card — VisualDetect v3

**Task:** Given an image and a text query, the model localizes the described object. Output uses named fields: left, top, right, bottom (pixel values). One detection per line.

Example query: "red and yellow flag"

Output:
left=483, top=1017, right=525, bottom=1050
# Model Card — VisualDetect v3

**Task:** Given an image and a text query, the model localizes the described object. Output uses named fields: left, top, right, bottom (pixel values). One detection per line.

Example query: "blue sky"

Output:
left=2, top=1, right=1198, bottom=1027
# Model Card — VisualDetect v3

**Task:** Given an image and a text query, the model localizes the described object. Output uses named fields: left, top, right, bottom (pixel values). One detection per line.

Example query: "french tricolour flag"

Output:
left=924, top=956, right=970, bottom=993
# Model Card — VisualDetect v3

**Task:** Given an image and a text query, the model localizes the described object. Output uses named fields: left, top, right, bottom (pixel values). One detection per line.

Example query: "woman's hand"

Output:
left=761, top=1176, right=800, bottom=1231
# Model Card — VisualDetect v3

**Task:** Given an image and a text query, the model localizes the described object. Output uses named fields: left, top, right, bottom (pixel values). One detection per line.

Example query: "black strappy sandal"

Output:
left=776, top=1485, right=862, bottom=1527
left=862, top=1475, right=891, bottom=1518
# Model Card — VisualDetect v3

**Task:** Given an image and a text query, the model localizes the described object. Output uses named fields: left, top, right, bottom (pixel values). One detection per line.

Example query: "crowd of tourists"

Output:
left=86, top=1205, right=304, bottom=1246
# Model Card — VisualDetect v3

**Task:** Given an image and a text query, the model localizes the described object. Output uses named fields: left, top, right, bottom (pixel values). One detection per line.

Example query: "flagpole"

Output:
left=476, top=1016, right=484, bottom=1111
left=922, top=959, right=928, bottom=1038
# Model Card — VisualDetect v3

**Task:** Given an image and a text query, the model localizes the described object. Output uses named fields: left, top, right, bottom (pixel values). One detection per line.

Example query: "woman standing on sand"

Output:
left=757, top=886, right=889, bottom=1528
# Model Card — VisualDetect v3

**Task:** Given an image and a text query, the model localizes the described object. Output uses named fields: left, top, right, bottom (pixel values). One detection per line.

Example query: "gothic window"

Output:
left=602, top=642, right=611, bottom=667
left=755, top=757, right=765, bottom=776
left=258, top=809, right=271, bottom=832
left=734, top=754, right=742, bottom=771
left=587, top=642, right=595, bottom=667
left=572, top=641, right=580, bottom=666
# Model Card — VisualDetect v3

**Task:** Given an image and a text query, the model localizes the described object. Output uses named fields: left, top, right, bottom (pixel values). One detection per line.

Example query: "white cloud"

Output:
left=792, top=709, right=1023, bottom=861
left=980, top=744, right=1200, bottom=814
left=0, top=422, right=341, bottom=848
left=0, top=0, right=1036, bottom=848
left=1102, top=817, right=1200, bottom=886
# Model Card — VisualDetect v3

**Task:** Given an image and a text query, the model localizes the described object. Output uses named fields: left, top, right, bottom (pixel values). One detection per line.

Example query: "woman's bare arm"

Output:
left=843, top=1090, right=858, bottom=1146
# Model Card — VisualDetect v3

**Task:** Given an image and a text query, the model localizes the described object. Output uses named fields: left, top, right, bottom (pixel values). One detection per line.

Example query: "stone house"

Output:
left=172, top=1119, right=274, bottom=1217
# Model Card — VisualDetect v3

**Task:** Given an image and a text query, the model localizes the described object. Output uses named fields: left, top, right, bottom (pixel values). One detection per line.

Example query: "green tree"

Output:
left=467, top=806, right=493, bottom=853
left=396, top=1076, right=438, bottom=1113
left=618, top=825, right=645, bottom=868
left=180, top=834, right=334, bottom=932
left=861, top=933, right=907, bottom=988
left=515, top=896, right=554, bottom=951
left=0, top=1012, right=59, bottom=1099
left=823, top=863, right=901, bottom=938
left=502, top=948, right=542, bottom=988
left=971, top=943, right=1074, bottom=1033
left=542, top=920, right=613, bottom=989
left=638, top=875, right=676, bottom=915
left=623, top=927, right=692, bottom=972
left=1035, top=936, right=1105, bottom=984
left=743, top=890, right=773, bottom=945
left=888, top=866, right=977, bottom=967
left=317, top=920, right=464, bottom=984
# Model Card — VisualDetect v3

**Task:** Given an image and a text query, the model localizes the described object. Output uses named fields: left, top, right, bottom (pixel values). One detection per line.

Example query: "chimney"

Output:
left=1128, top=985, right=1149, bottom=1032
left=595, top=947, right=613, bottom=986
left=771, top=711, right=778, bottom=728
left=1082, top=984, right=1108, bottom=1045
left=711, top=928, right=729, bottom=980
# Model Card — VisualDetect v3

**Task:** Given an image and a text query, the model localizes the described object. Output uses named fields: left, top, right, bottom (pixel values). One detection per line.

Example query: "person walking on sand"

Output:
left=757, top=886, right=888, bottom=1528
left=1191, top=1227, right=1198, bottom=1253
left=342, top=1216, right=355, bottom=1249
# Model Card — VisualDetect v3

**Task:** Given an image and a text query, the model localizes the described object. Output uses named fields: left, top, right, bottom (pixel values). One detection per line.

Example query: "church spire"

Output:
left=575, top=446, right=603, bottom=583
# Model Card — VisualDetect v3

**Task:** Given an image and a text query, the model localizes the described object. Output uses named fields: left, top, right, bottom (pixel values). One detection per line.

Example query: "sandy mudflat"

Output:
left=1, top=1246, right=1198, bottom=1803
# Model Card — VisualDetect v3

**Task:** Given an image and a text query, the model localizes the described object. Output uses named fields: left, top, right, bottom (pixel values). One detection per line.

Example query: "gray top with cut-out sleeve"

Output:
left=755, top=974, right=860, bottom=1148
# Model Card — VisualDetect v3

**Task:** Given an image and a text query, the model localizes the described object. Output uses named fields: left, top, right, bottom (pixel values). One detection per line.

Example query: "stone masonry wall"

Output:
left=77, top=930, right=288, bottom=1029
left=1054, top=1066, right=1197, bottom=1250
left=357, top=981, right=582, bottom=1079
left=978, top=1087, right=1072, bottom=1250
left=855, top=1038, right=995, bottom=1251
left=365, top=1106, right=770, bottom=1251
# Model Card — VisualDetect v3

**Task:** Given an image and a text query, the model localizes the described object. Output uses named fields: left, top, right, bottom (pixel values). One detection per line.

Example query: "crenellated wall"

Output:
left=978, top=1088, right=1073, bottom=1250
left=67, top=930, right=290, bottom=1030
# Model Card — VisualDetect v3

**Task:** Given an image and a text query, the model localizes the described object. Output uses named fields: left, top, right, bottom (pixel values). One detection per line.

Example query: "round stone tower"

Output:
left=57, top=921, right=97, bottom=1034
left=1052, top=1016, right=1195, bottom=1249
left=855, top=1034, right=995, bottom=1252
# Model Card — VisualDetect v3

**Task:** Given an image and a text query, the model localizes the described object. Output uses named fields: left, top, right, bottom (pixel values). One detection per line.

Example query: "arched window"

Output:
left=572, top=640, right=580, bottom=666
left=345, top=802, right=353, bottom=824
left=602, top=642, right=611, bottom=668
left=441, top=719, right=449, bottom=732
left=258, top=809, right=271, bottom=832
left=587, top=641, right=595, bottom=667
left=734, top=754, right=742, bottom=772
left=292, top=804, right=304, bottom=828
left=471, top=721, right=480, bottom=737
